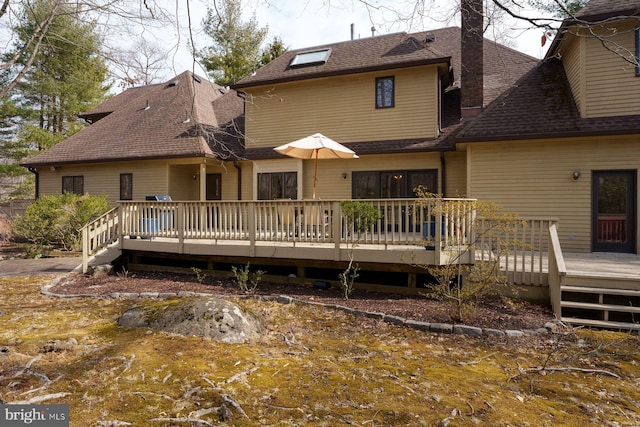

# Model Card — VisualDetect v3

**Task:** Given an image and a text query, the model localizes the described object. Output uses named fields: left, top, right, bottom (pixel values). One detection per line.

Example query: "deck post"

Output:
left=248, top=202, right=256, bottom=257
left=467, top=203, right=476, bottom=265
left=82, top=226, right=89, bottom=273
left=548, top=223, right=566, bottom=318
left=118, top=205, right=123, bottom=250
left=332, top=201, right=341, bottom=261
left=177, top=202, right=184, bottom=254
left=434, top=207, right=442, bottom=265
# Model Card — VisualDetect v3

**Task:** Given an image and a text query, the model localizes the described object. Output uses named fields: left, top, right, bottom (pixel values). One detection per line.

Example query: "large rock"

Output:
left=118, top=297, right=264, bottom=343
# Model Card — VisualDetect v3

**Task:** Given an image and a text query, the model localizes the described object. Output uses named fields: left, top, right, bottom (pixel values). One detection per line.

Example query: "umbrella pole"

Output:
left=313, top=149, right=318, bottom=199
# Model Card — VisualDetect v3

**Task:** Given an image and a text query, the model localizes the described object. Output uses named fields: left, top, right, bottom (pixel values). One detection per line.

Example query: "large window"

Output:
left=120, top=173, right=132, bottom=200
left=353, top=170, right=437, bottom=199
left=62, top=175, right=84, bottom=195
left=375, top=76, right=395, bottom=108
left=258, top=172, right=297, bottom=200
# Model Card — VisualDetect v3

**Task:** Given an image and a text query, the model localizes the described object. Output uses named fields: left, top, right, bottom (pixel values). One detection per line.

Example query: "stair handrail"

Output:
left=81, top=206, right=120, bottom=273
left=548, top=222, right=566, bottom=318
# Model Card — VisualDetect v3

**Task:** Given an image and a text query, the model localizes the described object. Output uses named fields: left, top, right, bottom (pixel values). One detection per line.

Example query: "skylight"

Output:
left=290, top=49, right=331, bottom=67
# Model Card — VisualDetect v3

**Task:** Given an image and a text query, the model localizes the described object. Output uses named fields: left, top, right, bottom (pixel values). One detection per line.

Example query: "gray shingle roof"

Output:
left=453, top=58, right=640, bottom=143
left=575, top=0, right=640, bottom=20
left=22, top=71, right=244, bottom=167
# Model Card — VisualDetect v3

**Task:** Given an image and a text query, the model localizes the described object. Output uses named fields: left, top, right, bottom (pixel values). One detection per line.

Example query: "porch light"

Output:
left=571, top=171, right=581, bottom=181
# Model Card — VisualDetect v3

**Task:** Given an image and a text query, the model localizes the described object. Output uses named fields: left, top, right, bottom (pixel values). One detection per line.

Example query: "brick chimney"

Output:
left=461, top=0, right=483, bottom=119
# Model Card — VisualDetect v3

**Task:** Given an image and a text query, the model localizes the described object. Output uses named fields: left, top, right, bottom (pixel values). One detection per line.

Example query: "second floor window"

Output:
left=62, top=175, right=84, bottom=195
left=375, top=76, right=395, bottom=108
left=258, top=172, right=297, bottom=200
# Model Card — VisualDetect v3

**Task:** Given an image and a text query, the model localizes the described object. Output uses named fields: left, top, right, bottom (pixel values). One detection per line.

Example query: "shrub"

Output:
left=231, top=262, right=265, bottom=293
left=417, top=193, right=524, bottom=323
left=339, top=201, right=382, bottom=299
left=11, top=193, right=111, bottom=254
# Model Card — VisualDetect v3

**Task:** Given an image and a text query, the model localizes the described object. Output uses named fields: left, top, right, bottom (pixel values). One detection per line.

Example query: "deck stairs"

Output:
left=560, top=273, right=640, bottom=331
left=84, top=242, right=121, bottom=272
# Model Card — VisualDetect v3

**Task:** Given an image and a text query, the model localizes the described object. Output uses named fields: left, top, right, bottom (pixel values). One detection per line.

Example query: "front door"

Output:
left=592, top=170, right=636, bottom=253
left=206, top=173, right=222, bottom=200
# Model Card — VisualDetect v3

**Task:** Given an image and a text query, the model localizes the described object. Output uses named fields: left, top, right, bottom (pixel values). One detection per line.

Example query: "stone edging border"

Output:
left=41, top=276, right=563, bottom=338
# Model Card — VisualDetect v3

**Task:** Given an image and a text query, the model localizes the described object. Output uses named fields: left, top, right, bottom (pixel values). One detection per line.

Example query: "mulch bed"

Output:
left=49, top=270, right=556, bottom=331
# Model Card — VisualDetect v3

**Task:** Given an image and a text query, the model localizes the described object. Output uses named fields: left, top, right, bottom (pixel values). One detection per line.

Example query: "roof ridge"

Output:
left=288, top=27, right=462, bottom=53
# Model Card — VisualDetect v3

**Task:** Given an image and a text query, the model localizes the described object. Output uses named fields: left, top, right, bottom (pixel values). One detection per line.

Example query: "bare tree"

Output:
left=111, top=39, right=168, bottom=89
left=0, top=0, right=174, bottom=99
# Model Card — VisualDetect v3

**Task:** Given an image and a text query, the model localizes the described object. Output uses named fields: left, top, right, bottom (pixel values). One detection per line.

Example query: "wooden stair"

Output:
left=560, top=274, right=640, bottom=330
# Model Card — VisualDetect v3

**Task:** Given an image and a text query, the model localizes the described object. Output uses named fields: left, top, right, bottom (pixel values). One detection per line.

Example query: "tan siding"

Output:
left=239, top=161, right=254, bottom=200
left=169, top=165, right=199, bottom=200
left=216, top=162, right=239, bottom=201
left=37, top=159, right=243, bottom=204
left=38, top=161, right=170, bottom=204
left=559, top=34, right=584, bottom=116
left=467, top=136, right=640, bottom=253
left=583, top=21, right=640, bottom=118
left=444, top=151, right=467, bottom=197
left=243, top=66, right=439, bottom=148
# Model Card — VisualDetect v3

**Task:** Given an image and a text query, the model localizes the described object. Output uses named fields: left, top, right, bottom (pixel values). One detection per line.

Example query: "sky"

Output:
left=127, top=0, right=553, bottom=83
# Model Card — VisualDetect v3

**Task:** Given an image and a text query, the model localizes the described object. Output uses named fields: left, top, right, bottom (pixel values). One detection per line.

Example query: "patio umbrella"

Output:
left=274, top=133, right=359, bottom=198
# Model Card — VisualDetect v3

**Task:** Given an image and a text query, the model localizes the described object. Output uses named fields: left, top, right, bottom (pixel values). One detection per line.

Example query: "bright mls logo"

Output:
left=1, top=405, right=69, bottom=426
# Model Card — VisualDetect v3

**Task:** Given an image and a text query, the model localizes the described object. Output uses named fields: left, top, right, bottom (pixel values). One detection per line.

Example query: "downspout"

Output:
left=440, top=152, right=446, bottom=197
left=234, top=161, right=242, bottom=200
left=28, top=167, right=39, bottom=199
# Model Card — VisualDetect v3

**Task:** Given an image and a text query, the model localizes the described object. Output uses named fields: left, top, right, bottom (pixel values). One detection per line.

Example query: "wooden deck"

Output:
left=81, top=199, right=640, bottom=329
left=563, top=252, right=640, bottom=279
left=555, top=252, right=640, bottom=330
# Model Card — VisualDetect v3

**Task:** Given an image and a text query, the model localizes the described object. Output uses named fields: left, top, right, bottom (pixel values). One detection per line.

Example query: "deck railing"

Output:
left=81, top=206, right=120, bottom=273
left=82, top=199, right=559, bottom=289
left=548, top=223, right=567, bottom=316
left=118, top=198, right=476, bottom=247
left=475, top=217, right=559, bottom=286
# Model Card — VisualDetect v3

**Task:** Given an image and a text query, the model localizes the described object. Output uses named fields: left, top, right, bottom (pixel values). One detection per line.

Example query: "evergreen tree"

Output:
left=0, top=0, right=108, bottom=200
left=13, top=0, right=109, bottom=135
left=198, top=0, right=268, bottom=87
left=528, top=0, right=588, bottom=18
left=259, top=37, right=288, bottom=68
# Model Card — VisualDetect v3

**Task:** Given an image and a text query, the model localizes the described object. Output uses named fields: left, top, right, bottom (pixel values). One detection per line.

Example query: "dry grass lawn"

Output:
left=1, top=275, right=639, bottom=426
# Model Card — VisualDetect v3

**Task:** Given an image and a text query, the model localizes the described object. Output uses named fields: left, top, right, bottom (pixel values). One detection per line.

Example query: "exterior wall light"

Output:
left=571, top=171, right=581, bottom=181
